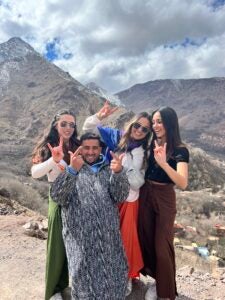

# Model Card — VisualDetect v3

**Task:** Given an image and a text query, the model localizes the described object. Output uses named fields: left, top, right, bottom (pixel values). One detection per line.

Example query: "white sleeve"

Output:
left=82, top=114, right=101, bottom=134
left=31, top=157, right=67, bottom=181
left=123, top=147, right=145, bottom=190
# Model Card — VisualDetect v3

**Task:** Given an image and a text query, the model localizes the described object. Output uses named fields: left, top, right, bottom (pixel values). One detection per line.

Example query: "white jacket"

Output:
left=83, top=114, right=145, bottom=202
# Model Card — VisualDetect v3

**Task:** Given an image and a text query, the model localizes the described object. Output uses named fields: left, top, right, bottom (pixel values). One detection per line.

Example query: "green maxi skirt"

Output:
left=45, top=195, right=69, bottom=300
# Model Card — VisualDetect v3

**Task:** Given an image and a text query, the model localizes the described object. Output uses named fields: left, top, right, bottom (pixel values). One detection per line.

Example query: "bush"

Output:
left=0, top=177, right=48, bottom=215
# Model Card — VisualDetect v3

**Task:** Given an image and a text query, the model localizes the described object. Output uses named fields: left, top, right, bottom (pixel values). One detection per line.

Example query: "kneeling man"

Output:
left=50, top=132, right=129, bottom=300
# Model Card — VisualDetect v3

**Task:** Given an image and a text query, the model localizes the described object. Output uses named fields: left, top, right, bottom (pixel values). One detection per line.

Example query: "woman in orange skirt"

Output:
left=83, top=102, right=152, bottom=295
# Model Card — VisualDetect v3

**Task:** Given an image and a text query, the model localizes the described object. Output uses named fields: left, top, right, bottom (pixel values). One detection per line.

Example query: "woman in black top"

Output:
left=138, top=107, right=189, bottom=300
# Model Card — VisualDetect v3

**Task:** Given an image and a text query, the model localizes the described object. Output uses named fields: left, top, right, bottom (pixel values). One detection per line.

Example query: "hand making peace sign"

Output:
left=47, top=136, right=64, bottom=163
left=68, top=146, right=84, bottom=172
left=153, top=140, right=167, bottom=168
left=96, top=101, right=119, bottom=121
left=110, top=151, right=125, bottom=173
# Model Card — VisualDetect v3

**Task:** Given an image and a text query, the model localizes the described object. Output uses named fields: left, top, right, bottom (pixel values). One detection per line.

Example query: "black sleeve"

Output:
left=174, top=147, right=189, bottom=163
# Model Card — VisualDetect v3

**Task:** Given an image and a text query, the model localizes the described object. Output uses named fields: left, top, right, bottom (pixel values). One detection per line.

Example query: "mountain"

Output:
left=0, top=37, right=128, bottom=213
left=86, top=81, right=122, bottom=105
left=0, top=37, right=108, bottom=173
left=0, top=37, right=225, bottom=216
left=116, top=78, right=225, bottom=157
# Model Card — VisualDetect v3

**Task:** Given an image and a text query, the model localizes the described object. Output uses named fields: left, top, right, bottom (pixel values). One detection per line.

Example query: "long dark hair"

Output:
left=151, top=106, right=183, bottom=156
left=32, top=109, right=80, bottom=164
left=118, top=112, right=152, bottom=167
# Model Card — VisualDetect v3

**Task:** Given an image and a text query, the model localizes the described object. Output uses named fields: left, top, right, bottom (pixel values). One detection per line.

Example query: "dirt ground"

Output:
left=1, top=213, right=225, bottom=300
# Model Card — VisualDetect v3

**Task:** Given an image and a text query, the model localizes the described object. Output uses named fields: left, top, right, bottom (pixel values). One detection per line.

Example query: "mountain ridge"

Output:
left=116, top=77, right=225, bottom=156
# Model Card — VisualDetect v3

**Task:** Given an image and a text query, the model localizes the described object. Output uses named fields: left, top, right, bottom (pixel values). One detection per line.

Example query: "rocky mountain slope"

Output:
left=86, top=81, right=122, bottom=105
left=0, top=37, right=225, bottom=216
left=0, top=37, right=129, bottom=214
left=116, top=78, right=225, bottom=157
left=0, top=37, right=103, bottom=173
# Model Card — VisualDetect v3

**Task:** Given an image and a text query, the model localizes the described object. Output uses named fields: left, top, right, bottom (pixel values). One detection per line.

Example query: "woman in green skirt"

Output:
left=31, top=109, right=80, bottom=300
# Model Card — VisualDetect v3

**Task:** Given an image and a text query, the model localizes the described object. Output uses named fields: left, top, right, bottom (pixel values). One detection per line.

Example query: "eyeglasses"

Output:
left=59, top=121, right=76, bottom=129
left=133, top=122, right=150, bottom=134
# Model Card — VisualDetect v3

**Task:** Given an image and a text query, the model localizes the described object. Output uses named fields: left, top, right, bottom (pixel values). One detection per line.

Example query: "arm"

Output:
left=50, top=146, right=84, bottom=206
left=50, top=169, right=77, bottom=206
left=154, top=143, right=189, bottom=190
left=109, top=169, right=130, bottom=204
left=83, top=114, right=121, bottom=156
left=161, top=162, right=188, bottom=190
left=32, top=137, right=66, bottom=180
left=124, top=148, right=145, bottom=190
left=31, top=157, right=65, bottom=179
left=82, top=114, right=101, bottom=134
left=82, top=102, right=120, bottom=151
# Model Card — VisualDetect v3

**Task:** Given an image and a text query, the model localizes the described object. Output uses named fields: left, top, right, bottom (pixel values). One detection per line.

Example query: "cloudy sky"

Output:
left=1, top=0, right=225, bottom=93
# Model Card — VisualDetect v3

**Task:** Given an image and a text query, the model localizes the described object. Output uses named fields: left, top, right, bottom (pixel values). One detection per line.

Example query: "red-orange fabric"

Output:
left=118, top=200, right=144, bottom=278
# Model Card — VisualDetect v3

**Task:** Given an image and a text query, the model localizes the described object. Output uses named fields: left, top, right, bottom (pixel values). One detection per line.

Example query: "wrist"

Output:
left=161, top=162, right=169, bottom=170
left=67, top=166, right=78, bottom=176
left=96, top=113, right=103, bottom=121
left=57, top=163, right=65, bottom=171
left=53, top=160, right=60, bottom=164
left=52, top=157, right=60, bottom=163
left=114, top=166, right=123, bottom=173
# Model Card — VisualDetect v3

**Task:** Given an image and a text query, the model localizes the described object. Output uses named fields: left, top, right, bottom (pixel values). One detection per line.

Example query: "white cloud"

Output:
left=1, top=0, right=225, bottom=92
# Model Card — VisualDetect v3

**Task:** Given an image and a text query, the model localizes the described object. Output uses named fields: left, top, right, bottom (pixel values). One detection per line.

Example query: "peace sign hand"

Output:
left=96, top=101, right=119, bottom=120
left=153, top=140, right=167, bottom=168
left=110, top=151, right=125, bottom=173
left=68, top=146, right=84, bottom=172
left=47, top=136, right=64, bottom=163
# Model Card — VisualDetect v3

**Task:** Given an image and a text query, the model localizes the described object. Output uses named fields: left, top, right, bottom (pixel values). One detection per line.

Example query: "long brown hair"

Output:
left=118, top=112, right=152, bottom=167
left=32, top=109, right=80, bottom=164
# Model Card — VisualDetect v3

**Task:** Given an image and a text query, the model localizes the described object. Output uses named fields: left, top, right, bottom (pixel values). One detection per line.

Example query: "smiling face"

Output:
left=130, top=117, right=151, bottom=140
left=152, top=111, right=166, bottom=142
left=56, top=114, right=76, bottom=142
left=81, top=138, right=102, bottom=164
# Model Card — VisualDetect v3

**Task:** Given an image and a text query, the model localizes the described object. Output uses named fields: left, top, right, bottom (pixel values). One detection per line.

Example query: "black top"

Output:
left=145, top=146, right=189, bottom=184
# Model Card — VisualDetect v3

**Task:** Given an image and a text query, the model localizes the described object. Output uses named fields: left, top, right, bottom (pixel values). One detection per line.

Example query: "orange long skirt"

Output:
left=118, top=200, right=144, bottom=278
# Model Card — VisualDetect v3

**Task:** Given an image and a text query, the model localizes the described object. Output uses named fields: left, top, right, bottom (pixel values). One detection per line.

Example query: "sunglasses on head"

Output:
left=133, top=122, right=150, bottom=134
left=59, top=121, right=76, bottom=129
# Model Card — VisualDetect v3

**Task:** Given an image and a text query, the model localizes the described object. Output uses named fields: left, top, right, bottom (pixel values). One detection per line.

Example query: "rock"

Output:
left=24, top=228, right=47, bottom=240
left=0, top=188, right=10, bottom=198
left=174, top=237, right=181, bottom=245
left=23, top=221, right=39, bottom=230
left=23, top=220, right=48, bottom=239
left=39, top=219, right=48, bottom=231
left=207, top=236, right=219, bottom=247
left=182, top=245, right=195, bottom=251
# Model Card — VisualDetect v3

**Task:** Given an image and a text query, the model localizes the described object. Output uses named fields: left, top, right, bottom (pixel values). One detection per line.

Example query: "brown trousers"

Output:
left=138, top=181, right=177, bottom=300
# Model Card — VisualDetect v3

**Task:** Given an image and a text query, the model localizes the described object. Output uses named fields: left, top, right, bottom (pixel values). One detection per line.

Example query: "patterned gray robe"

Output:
left=50, top=162, right=129, bottom=300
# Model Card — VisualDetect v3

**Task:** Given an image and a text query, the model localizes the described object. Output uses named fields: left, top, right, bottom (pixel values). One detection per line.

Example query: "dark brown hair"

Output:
left=151, top=106, right=183, bottom=156
left=32, top=109, right=80, bottom=164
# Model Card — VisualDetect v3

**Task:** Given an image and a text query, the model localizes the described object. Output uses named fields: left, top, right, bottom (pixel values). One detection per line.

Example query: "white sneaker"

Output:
left=126, top=278, right=132, bottom=296
left=50, top=292, right=63, bottom=300
left=145, top=285, right=157, bottom=300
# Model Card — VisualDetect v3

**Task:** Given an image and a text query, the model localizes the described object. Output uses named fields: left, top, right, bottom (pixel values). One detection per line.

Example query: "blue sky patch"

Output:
left=164, top=37, right=207, bottom=49
left=210, top=0, right=225, bottom=10
left=0, top=0, right=11, bottom=10
left=44, top=37, right=73, bottom=61
left=45, top=38, right=60, bottom=61
left=63, top=52, right=73, bottom=60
